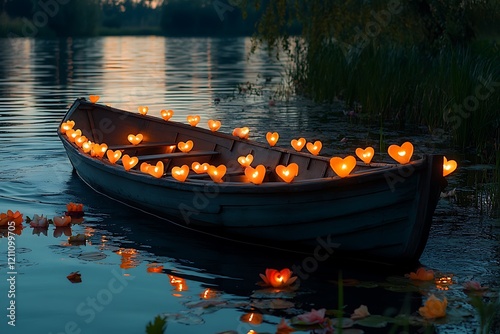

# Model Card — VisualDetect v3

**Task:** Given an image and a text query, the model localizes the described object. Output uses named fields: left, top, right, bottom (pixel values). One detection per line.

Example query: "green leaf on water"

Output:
left=355, top=315, right=395, bottom=328
left=145, top=315, right=167, bottom=334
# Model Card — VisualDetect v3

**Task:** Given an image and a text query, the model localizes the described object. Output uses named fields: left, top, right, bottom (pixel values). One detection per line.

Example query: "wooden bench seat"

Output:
left=137, top=151, right=220, bottom=161
left=108, top=142, right=176, bottom=150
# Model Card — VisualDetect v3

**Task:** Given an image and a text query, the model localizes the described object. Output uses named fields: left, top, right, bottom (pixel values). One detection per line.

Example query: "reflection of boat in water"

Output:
left=58, top=98, right=446, bottom=264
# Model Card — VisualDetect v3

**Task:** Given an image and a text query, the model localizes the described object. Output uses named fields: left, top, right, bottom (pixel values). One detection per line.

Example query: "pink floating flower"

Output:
left=259, top=268, right=298, bottom=288
left=296, top=308, right=326, bottom=324
left=463, top=281, right=488, bottom=291
left=29, top=214, right=48, bottom=228
left=407, top=267, right=434, bottom=281
left=276, top=318, right=295, bottom=333
left=351, top=304, right=370, bottom=320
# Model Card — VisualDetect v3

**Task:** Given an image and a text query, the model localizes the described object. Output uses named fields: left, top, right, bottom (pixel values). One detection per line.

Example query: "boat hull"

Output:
left=59, top=98, right=445, bottom=264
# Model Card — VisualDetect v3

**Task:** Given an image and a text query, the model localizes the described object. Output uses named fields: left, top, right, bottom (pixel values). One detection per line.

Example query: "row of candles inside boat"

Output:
left=60, top=115, right=457, bottom=184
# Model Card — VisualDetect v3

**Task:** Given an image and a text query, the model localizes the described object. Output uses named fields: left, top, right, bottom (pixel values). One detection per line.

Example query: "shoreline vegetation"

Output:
left=1, top=0, right=498, bottom=210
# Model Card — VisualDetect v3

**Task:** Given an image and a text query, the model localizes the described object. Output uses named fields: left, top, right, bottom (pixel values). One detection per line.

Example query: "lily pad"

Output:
left=162, top=311, right=205, bottom=325
left=251, top=299, right=295, bottom=310
left=355, top=315, right=395, bottom=328
left=251, top=289, right=295, bottom=299
left=77, top=252, right=107, bottom=261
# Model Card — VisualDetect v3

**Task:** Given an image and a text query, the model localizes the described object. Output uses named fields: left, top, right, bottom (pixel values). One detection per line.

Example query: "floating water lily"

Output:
left=277, top=318, right=295, bottom=333
left=295, top=308, right=326, bottom=324
left=351, top=305, right=370, bottom=320
left=463, top=280, right=488, bottom=292
left=407, top=267, right=434, bottom=281
left=53, top=215, right=71, bottom=227
left=259, top=268, right=298, bottom=288
left=0, top=210, right=23, bottom=226
left=418, top=294, right=447, bottom=319
left=29, top=214, right=48, bottom=228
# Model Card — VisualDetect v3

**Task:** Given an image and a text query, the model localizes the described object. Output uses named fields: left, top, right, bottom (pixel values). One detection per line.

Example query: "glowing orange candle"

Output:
left=66, top=129, right=82, bottom=143
left=127, top=133, right=143, bottom=145
left=291, top=138, right=306, bottom=152
left=140, top=162, right=151, bottom=173
left=75, top=135, right=88, bottom=148
left=275, top=163, right=299, bottom=183
left=106, top=149, right=122, bottom=164
left=240, top=312, right=263, bottom=325
left=122, top=155, right=139, bottom=171
left=60, top=120, right=75, bottom=134
left=191, top=162, right=209, bottom=174
left=306, top=141, right=322, bottom=156
left=95, top=143, right=108, bottom=158
left=169, top=275, right=188, bottom=292
left=329, top=155, right=357, bottom=178
left=187, top=115, right=200, bottom=126
left=208, top=119, right=221, bottom=132
left=177, top=140, right=194, bottom=153
left=245, top=165, right=266, bottom=185
left=355, top=147, right=375, bottom=164
left=237, top=154, right=253, bottom=167
left=171, top=165, right=189, bottom=182
left=207, top=164, right=226, bottom=183
left=89, top=95, right=100, bottom=103
left=138, top=106, right=149, bottom=115
left=147, top=161, right=164, bottom=178
left=266, top=132, right=279, bottom=146
left=443, top=156, right=457, bottom=177
left=388, top=142, right=413, bottom=164
left=200, top=288, right=218, bottom=299
left=82, top=141, right=93, bottom=153
left=160, top=109, right=174, bottom=121
left=146, top=263, right=164, bottom=273
left=232, top=127, right=250, bottom=139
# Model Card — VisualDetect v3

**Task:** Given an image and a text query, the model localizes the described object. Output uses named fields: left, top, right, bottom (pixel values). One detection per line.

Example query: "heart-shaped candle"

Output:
left=191, top=162, right=209, bottom=174
left=75, top=135, right=88, bottom=148
left=177, top=140, right=194, bottom=153
left=82, top=141, right=93, bottom=153
left=232, top=127, right=250, bottom=139
left=160, top=109, right=174, bottom=121
left=388, top=142, right=413, bottom=164
left=138, top=106, right=149, bottom=115
left=147, top=161, right=164, bottom=178
left=171, top=165, right=189, bottom=182
left=443, top=156, right=457, bottom=177
left=140, top=162, right=151, bottom=173
left=355, top=147, right=375, bottom=164
left=329, top=155, right=357, bottom=178
left=66, top=129, right=82, bottom=143
left=95, top=143, right=108, bottom=158
left=207, top=165, right=226, bottom=183
left=106, top=149, right=122, bottom=164
left=60, top=120, right=75, bottom=134
left=127, top=134, right=143, bottom=145
left=306, top=141, right=322, bottom=156
left=89, top=95, right=100, bottom=103
left=245, top=164, right=266, bottom=185
left=275, top=163, right=299, bottom=183
left=237, top=154, right=253, bottom=167
left=208, top=120, right=221, bottom=132
left=187, top=115, right=200, bottom=126
left=122, top=155, right=139, bottom=171
left=266, top=132, right=279, bottom=147
left=291, top=138, right=306, bottom=152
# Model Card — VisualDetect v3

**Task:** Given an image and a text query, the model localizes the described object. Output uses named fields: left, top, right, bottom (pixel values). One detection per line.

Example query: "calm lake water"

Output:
left=0, top=36, right=498, bottom=334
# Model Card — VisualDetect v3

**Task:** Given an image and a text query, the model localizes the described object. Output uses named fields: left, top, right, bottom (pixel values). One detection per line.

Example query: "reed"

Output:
left=292, top=42, right=499, bottom=159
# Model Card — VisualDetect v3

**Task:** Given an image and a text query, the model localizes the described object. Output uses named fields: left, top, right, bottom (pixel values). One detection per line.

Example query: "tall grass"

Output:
left=291, top=41, right=500, bottom=160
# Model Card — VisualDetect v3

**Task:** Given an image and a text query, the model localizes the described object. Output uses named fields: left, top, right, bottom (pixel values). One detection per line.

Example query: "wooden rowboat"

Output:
left=58, top=98, right=446, bottom=264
